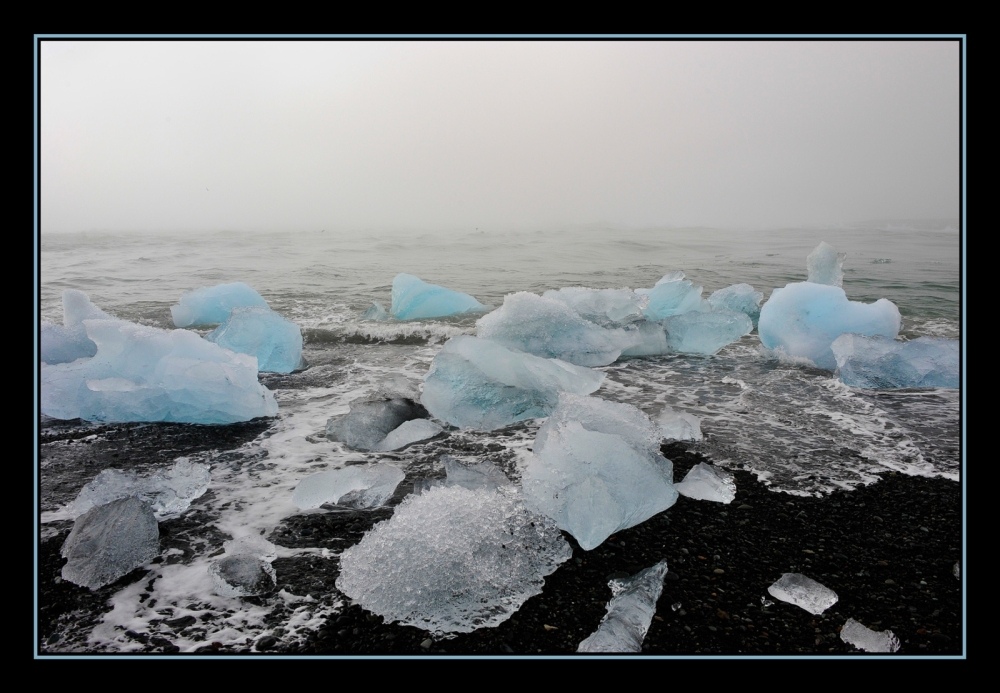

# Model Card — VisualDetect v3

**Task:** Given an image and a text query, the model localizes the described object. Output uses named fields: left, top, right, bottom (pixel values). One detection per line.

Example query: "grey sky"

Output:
left=39, top=39, right=961, bottom=234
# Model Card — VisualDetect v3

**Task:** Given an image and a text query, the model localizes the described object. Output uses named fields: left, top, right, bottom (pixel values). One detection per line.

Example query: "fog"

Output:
left=38, top=39, right=961, bottom=234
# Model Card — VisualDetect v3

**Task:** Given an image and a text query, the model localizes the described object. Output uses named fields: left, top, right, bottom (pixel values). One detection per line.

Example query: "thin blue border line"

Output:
left=33, top=34, right=967, bottom=662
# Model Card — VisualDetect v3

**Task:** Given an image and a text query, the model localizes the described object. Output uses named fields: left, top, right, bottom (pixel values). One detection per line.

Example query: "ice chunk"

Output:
left=441, top=456, right=511, bottom=491
left=577, top=560, right=669, bottom=653
left=420, top=335, right=605, bottom=430
left=675, top=462, right=736, bottom=503
left=390, top=273, right=488, bottom=320
left=641, top=276, right=704, bottom=320
left=40, top=290, right=115, bottom=364
left=170, top=281, right=269, bottom=327
left=618, top=321, right=670, bottom=358
left=292, top=463, right=405, bottom=509
left=335, top=485, right=572, bottom=636
left=657, top=405, right=702, bottom=441
left=41, top=318, right=278, bottom=424
left=205, top=305, right=303, bottom=374
left=831, top=334, right=959, bottom=388
left=807, top=241, right=846, bottom=287
left=839, top=618, right=900, bottom=653
left=69, top=457, right=211, bottom=520
left=61, top=496, right=160, bottom=590
left=707, top=283, right=764, bottom=327
left=758, top=282, right=901, bottom=370
left=374, top=419, right=444, bottom=451
left=210, top=555, right=277, bottom=597
left=476, top=292, right=637, bottom=367
left=361, top=300, right=390, bottom=321
left=534, top=393, right=665, bottom=457
left=326, top=397, right=430, bottom=451
left=663, top=309, right=754, bottom=355
left=767, top=573, right=838, bottom=615
left=523, top=418, right=678, bottom=551
left=542, top=287, right=645, bottom=327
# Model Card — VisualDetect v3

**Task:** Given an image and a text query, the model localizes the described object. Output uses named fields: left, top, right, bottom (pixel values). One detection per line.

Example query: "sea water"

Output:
left=36, top=221, right=961, bottom=653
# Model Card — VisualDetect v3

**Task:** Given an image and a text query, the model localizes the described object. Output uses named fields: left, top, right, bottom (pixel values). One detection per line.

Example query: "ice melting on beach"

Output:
left=170, top=281, right=269, bottom=327
left=41, top=318, right=279, bottom=424
left=675, top=462, right=736, bottom=503
left=831, top=334, right=960, bottom=389
left=641, top=274, right=704, bottom=320
left=663, top=309, right=754, bottom=355
left=577, top=560, right=669, bottom=653
left=40, top=289, right=114, bottom=364
left=390, top=273, right=488, bottom=320
left=205, top=305, right=303, bottom=374
left=839, top=618, right=900, bottom=653
left=807, top=241, right=846, bottom=287
left=758, top=282, right=901, bottom=370
left=420, top=335, right=605, bottom=430
left=374, top=418, right=444, bottom=451
left=335, top=484, right=572, bottom=636
left=210, top=555, right=277, bottom=598
left=61, top=496, right=160, bottom=590
left=326, top=397, right=432, bottom=451
left=522, top=394, right=677, bottom=550
left=292, top=463, right=405, bottom=509
left=657, top=405, right=702, bottom=441
left=767, top=573, right=839, bottom=615
left=69, top=457, right=211, bottom=520
left=707, top=283, right=765, bottom=327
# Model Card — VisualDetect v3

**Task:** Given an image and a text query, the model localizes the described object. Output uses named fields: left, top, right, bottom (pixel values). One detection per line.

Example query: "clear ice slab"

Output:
left=663, top=309, right=753, bottom=355
left=170, top=281, right=269, bottom=327
left=839, top=617, right=900, bottom=653
left=292, top=463, right=405, bottom=509
left=335, top=484, right=571, bottom=637
left=390, top=273, right=488, bottom=320
left=69, top=457, right=211, bottom=520
left=831, top=334, right=959, bottom=388
left=577, top=560, right=669, bottom=653
left=210, top=555, right=277, bottom=598
left=767, top=572, right=838, bottom=615
left=61, top=496, right=160, bottom=590
left=205, top=305, right=304, bottom=374
left=674, top=462, right=736, bottom=503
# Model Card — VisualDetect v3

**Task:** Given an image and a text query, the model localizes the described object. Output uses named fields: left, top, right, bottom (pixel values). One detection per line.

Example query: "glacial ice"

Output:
left=707, top=283, right=765, bottom=327
left=675, top=462, right=736, bottom=503
left=335, top=484, right=572, bottom=636
left=618, top=321, right=670, bottom=358
left=831, top=334, right=960, bottom=388
left=441, top=456, right=511, bottom=491
left=477, top=291, right=637, bottom=367
left=523, top=395, right=677, bottom=551
left=542, top=287, right=645, bottom=327
left=292, top=463, right=405, bottom=509
left=641, top=275, right=704, bottom=320
left=61, top=496, right=160, bottom=590
left=390, top=273, right=488, bottom=320
left=40, top=318, right=279, bottom=424
left=69, top=457, right=211, bottom=520
left=210, top=555, right=277, bottom=597
left=374, top=419, right=444, bottom=451
left=361, top=300, right=390, bottom=321
left=40, top=289, right=114, bottom=364
left=767, top=573, right=839, bottom=615
left=420, top=335, right=605, bottom=430
left=657, top=405, right=702, bottom=441
left=807, top=241, right=846, bottom=287
left=758, top=282, right=901, bottom=370
left=326, top=397, right=431, bottom=451
left=663, top=309, right=754, bottom=355
left=577, top=560, right=669, bottom=653
left=205, top=305, right=303, bottom=374
left=170, top=281, right=269, bottom=327
left=839, top=618, right=900, bottom=653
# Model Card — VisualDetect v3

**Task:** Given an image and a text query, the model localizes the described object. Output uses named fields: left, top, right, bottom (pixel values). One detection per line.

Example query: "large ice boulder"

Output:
left=61, top=496, right=160, bottom=590
left=477, top=292, right=637, bottom=367
left=522, top=394, right=678, bottom=551
left=292, top=463, right=405, bottom=509
left=205, top=305, right=303, bottom=374
left=758, top=282, right=901, bottom=370
left=831, top=334, right=959, bottom=388
left=40, top=290, right=116, bottom=364
left=69, top=457, right=211, bottom=520
left=577, top=560, right=669, bottom=653
left=170, top=282, right=269, bottom=328
left=41, top=318, right=279, bottom=424
left=541, top=287, right=645, bottom=327
left=420, top=335, right=605, bottom=430
left=663, top=309, right=754, bottom=355
left=335, top=484, right=572, bottom=636
left=326, top=397, right=431, bottom=451
left=390, top=273, right=488, bottom=320
left=807, top=241, right=846, bottom=287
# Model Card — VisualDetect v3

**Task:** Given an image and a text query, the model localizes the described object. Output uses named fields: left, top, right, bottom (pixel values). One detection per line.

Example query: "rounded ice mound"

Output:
left=757, top=282, right=901, bottom=371
left=170, top=282, right=269, bottom=328
left=335, top=484, right=572, bottom=637
left=390, top=273, right=488, bottom=320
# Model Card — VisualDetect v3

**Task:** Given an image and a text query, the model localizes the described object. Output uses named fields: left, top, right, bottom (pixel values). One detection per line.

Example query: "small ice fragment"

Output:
left=953, top=562, right=960, bottom=579
left=761, top=596, right=774, bottom=607
left=374, top=418, right=444, bottom=452
left=657, top=405, right=702, bottom=441
left=210, top=555, right=277, bottom=597
left=767, top=573, right=838, bottom=615
left=675, top=462, right=736, bottom=503
left=292, top=463, right=405, bottom=509
left=577, top=561, right=669, bottom=653
left=840, top=618, right=900, bottom=653
left=671, top=602, right=682, bottom=611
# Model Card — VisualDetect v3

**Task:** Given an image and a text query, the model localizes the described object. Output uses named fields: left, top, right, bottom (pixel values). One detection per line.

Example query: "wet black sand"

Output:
left=37, top=422, right=964, bottom=659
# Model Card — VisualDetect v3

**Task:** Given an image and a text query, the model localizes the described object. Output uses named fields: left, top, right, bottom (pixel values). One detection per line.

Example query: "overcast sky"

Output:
left=38, top=38, right=961, bottom=234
